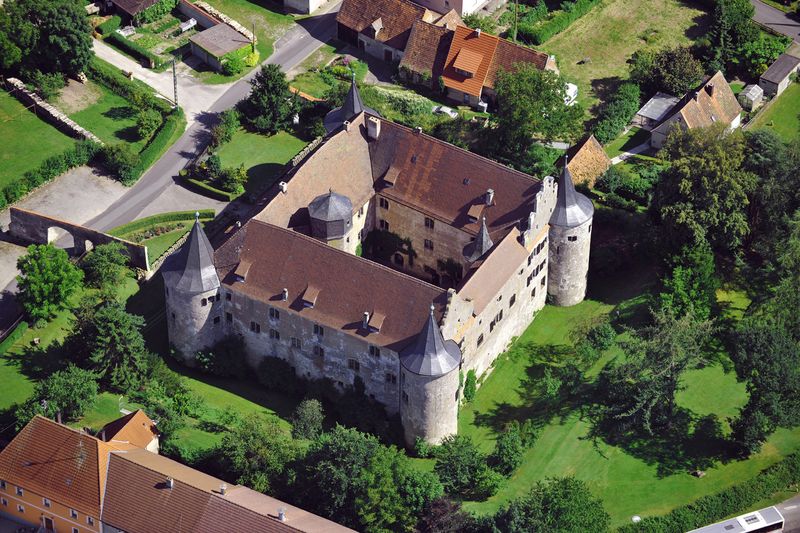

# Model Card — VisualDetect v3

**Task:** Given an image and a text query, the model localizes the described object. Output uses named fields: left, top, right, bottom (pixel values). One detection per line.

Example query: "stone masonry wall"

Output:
left=194, top=1, right=256, bottom=42
left=547, top=217, right=592, bottom=307
left=400, top=366, right=459, bottom=446
left=165, top=286, right=223, bottom=361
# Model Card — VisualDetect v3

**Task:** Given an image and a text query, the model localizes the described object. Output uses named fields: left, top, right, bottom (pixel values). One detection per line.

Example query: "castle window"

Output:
left=269, top=329, right=280, bottom=340
left=509, top=294, right=516, bottom=308
left=477, top=334, right=484, bottom=347
left=250, top=321, right=261, bottom=333
left=527, top=274, right=532, bottom=287
left=73, top=528, right=79, bottom=533
left=43, top=498, right=50, bottom=508
left=531, top=287, right=537, bottom=298
left=385, top=373, right=397, bottom=384
left=588, top=224, right=592, bottom=233
left=71, top=509, right=78, bottom=519
left=528, top=253, right=533, bottom=266
left=15, top=487, right=22, bottom=497
left=348, top=359, right=360, bottom=372
left=402, top=391, right=409, bottom=404
left=379, top=219, right=389, bottom=231
left=568, top=235, right=578, bottom=242
left=497, top=295, right=502, bottom=302
left=213, top=316, right=220, bottom=324
left=425, top=217, right=434, bottom=229
left=87, top=517, right=94, bottom=526
left=16, top=504, right=23, bottom=513
left=226, top=292, right=231, bottom=301
left=541, top=277, right=546, bottom=287
left=0, top=498, right=6, bottom=506
left=269, top=308, right=280, bottom=320
left=172, top=313, right=176, bottom=319
left=291, top=337, right=301, bottom=349
left=201, top=298, right=208, bottom=306
left=359, top=206, right=364, bottom=216
left=314, top=346, right=325, bottom=358
left=314, top=324, right=324, bottom=337
left=380, top=198, right=389, bottom=209
left=0, top=480, right=5, bottom=489
left=369, top=345, right=381, bottom=357
left=424, top=239, right=434, bottom=250
left=165, top=287, right=169, bottom=296
left=226, top=312, right=232, bottom=322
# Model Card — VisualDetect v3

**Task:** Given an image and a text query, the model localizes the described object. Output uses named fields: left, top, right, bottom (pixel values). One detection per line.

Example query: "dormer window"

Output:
left=452, top=48, right=482, bottom=79
left=234, top=260, right=251, bottom=282
left=467, top=203, right=484, bottom=223
left=302, top=285, right=320, bottom=308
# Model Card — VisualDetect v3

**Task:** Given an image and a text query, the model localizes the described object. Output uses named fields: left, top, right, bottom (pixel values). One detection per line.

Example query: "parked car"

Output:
left=432, top=105, right=459, bottom=119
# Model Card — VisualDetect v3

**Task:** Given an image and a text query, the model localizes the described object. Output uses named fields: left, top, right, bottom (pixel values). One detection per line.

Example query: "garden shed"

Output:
left=632, top=92, right=679, bottom=131
left=189, top=23, right=250, bottom=72
left=759, top=53, right=800, bottom=97
left=738, top=84, right=763, bottom=111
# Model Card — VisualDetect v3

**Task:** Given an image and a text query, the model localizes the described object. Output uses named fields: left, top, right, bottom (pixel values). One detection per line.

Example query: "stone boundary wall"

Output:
left=177, top=0, right=222, bottom=30
left=5, top=78, right=104, bottom=145
left=194, top=1, right=256, bottom=43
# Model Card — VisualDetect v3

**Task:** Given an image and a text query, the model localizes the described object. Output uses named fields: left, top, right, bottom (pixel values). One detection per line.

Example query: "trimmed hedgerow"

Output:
left=619, top=452, right=800, bottom=532
left=85, top=58, right=171, bottom=114
left=105, top=32, right=165, bottom=69
left=518, top=0, right=601, bottom=45
left=108, top=209, right=215, bottom=237
left=183, top=177, right=237, bottom=201
left=129, top=108, right=185, bottom=179
left=593, top=82, right=641, bottom=145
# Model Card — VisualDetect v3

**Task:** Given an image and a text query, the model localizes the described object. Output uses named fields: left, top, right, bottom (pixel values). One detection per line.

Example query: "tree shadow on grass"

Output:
left=114, top=125, right=142, bottom=144
left=4, top=341, right=68, bottom=381
left=245, top=162, right=288, bottom=193
left=103, top=106, right=136, bottom=120
left=587, top=76, right=624, bottom=123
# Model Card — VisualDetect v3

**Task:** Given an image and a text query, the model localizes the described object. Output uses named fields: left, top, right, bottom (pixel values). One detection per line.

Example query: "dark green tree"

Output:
left=434, top=434, right=502, bottom=500
left=82, top=242, right=129, bottom=295
left=291, top=398, right=324, bottom=440
left=15, top=365, right=98, bottom=429
left=489, top=422, right=525, bottom=475
left=416, top=498, right=476, bottom=533
left=238, top=64, right=300, bottom=134
left=630, top=46, right=704, bottom=96
left=16, top=244, right=84, bottom=322
left=135, top=108, right=162, bottom=140
left=493, top=477, right=610, bottom=533
left=86, top=303, right=150, bottom=393
left=658, top=236, right=719, bottom=320
left=493, top=64, right=583, bottom=161
left=707, top=0, right=759, bottom=71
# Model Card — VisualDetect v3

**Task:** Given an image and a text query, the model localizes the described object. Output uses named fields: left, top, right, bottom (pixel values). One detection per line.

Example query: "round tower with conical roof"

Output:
left=548, top=159, right=594, bottom=306
left=308, top=188, right=353, bottom=250
left=400, top=305, right=462, bottom=446
left=161, top=214, right=221, bottom=364
left=324, top=74, right=381, bottom=134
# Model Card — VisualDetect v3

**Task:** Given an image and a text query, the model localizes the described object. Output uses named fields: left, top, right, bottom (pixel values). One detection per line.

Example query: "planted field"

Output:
left=0, top=92, right=75, bottom=190
left=541, top=0, right=709, bottom=113
left=750, top=82, right=800, bottom=142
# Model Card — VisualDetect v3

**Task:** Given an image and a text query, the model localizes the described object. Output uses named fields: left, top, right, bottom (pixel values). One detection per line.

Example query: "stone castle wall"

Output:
left=547, top=217, right=592, bottom=307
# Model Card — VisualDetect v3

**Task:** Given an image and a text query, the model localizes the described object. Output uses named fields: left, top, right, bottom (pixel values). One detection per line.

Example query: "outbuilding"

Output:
left=189, top=23, right=250, bottom=72
left=632, top=92, right=679, bottom=131
left=738, top=84, right=763, bottom=111
left=759, top=53, right=800, bottom=97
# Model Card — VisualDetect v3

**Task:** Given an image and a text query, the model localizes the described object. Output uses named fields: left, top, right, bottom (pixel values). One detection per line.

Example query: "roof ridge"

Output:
left=248, top=220, right=446, bottom=294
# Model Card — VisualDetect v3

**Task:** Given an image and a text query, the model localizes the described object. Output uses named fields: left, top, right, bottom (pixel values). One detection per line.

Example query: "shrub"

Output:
left=218, top=164, right=247, bottom=194
left=135, top=0, right=179, bottom=24
left=96, top=15, right=121, bottom=35
left=587, top=320, right=616, bottom=351
left=136, top=108, right=162, bottom=140
left=463, top=369, right=477, bottom=402
left=292, top=398, right=325, bottom=439
left=28, top=70, right=66, bottom=99
left=126, top=108, right=185, bottom=182
left=463, top=13, right=498, bottom=34
left=435, top=435, right=500, bottom=500
left=101, top=144, right=141, bottom=185
left=593, top=83, right=641, bottom=145
left=489, top=422, right=525, bottom=475
left=196, top=335, right=248, bottom=378
left=518, top=0, right=600, bottom=45
left=222, top=55, right=245, bottom=76
left=210, top=109, right=239, bottom=147
left=604, top=192, right=638, bottom=211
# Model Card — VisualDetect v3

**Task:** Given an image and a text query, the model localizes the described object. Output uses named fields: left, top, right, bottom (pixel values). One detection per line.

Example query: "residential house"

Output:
left=557, top=135, right=611, bottom=188
left=398, top=20, right=454, bottom=86
left=411, top=0, right=499, bottom=17
left=759, top=53, right=800, bottom=97
left=439, top=25, right=557, bottom=107
left=649, top=71, right=742, bottom=149
left=100, top=409, right=160, bottom=453
left=336, top=0, right=461, bottom=63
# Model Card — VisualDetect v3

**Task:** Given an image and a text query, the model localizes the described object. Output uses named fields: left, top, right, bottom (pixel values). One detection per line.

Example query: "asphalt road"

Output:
left=86, top=5, right=340, bottom=232
left=778, top=493, right=800, bottom=533
left=751, top=0, right=800, bottom=43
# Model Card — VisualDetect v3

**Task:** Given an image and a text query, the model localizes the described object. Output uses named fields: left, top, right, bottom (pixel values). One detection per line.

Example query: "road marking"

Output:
left=785, top=505, right=798, bottom=510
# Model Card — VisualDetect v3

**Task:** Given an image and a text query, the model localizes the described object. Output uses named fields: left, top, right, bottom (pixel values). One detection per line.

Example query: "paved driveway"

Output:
left=751, top=0, right=800, bottom=42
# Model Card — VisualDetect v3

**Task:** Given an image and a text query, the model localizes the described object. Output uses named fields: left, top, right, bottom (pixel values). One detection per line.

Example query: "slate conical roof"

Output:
left=463, top=216, right=494, bottom=262
left=400, top=305, right=462, bottom=377
left=161, top=214, right=220, bottom=293
left=323, top=75, right=381, bottom=133
left=308, top=189, right=353, bottom=222
left=550, top=157, right=594, bottom=228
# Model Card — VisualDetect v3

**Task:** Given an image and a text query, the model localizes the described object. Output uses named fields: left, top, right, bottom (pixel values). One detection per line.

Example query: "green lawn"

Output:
left=216, top=129, right=307, bottom=193
left=68, top=80, right=149, bottom=152
left=0, top=92, right=75, bottom=190
left=541, top=0, right=709, bottom=114
left=750, top=82, right=800, bottom=142
left=604, top=127, right=650, bottom=157
left=730, top=81, right=746, bottom=97
left=290, top=41, right=370, bottom=99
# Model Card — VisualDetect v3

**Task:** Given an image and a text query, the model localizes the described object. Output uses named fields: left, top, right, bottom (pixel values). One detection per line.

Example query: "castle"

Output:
left=162, top=81, right=593, bottom=446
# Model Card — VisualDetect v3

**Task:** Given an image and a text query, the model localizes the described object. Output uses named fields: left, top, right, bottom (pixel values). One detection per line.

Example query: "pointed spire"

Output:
left=400, top=304, right=461, bottom=376
left=323, top=74, right=382, bottom=133
left=463, top=216, right=494, bottom=262
left=549, top=152, right=594, bottom=228
left=161, top=217, right=220, bottom=293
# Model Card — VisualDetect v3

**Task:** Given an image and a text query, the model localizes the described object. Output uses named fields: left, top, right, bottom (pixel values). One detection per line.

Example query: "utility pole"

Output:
left=252, top=22, right=256, bottom=53
left=172, top=58, right=178, bottom=108
left=513, top=1, right=518, bottom=43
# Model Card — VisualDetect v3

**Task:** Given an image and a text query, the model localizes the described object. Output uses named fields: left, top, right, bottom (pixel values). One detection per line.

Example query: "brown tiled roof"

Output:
left=486, top=38, right=550, bottom=88
left=558, top=135, right=611, bottom=187
left=0, top=416, right=106, bottom=517
left=101, top=410, right=158, bottom=449
left=109, top=0, right=159, bottom=16
left=189, top=24, right=251, bottom=58
left=214, top=220, right=449, bottom=351
left=399, top=20, right=453, bottom=81
left=368, top=117, right=542, bottom=236
left=102, top=450, right=304, bottom=533
left=434, top=9, right=463, bottom=30
left=655, top=71, right=742, bottom=132
left=442, top=25, right=499, bottom=97
left=336, top=0, right=436, bottom=51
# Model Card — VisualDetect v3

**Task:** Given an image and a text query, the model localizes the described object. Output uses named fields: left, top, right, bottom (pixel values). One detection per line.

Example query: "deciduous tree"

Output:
left=658, top=236, right=719, bottom=320
left=82, top=242, right=129, bottom=295
left=434, top=434, right=502, bottom=500
left=291, top=398, right=324, bottom=440
left=16, top=244, right=84, bottom=322
left=15, top=365, right=98, bottom=428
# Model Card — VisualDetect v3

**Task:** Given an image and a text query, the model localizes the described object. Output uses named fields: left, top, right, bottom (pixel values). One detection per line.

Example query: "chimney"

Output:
left=279, top=181, right=288, bottom=194
left=278, top=507, right=287, bottom=522
left=485, top=188, right=495, bottom=206
left=220, top=483, right=227, bottom=495
left=367, top=116, right=381, bottom=140
left=414, top=126, right=422, bottom=135
left=166, top=477, right=174, bottom=489
left=282, top=288, right=288, bottom=301
left=344, top=120, right=351, bottom=132
left=362, top=311, right=370, bottom=329
left=476, top=28, right=481, bottom=37
left=100, top=429, right=106, bottom=442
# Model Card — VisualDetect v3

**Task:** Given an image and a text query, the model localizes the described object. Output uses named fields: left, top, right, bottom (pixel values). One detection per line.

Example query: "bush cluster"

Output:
left=592, top=83, right=641, bottom=144
left=86, top=58, right=171, bottom=114
left=619, top=452, right=800, bottom=532
left=597, top=161, right=662, bottom=210
left=96, top=15, right=121, bottom=35
left=135, top=0, right=178, bottom=24
left=0, top=141, right=100, bottom=208
left=105, top=32, right=165, bottom=69
left=518, top=0, right=600, bottom=45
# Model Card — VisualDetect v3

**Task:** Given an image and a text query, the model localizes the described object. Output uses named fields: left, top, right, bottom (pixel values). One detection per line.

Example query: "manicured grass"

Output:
left=68, top=80, right=149, bottom=152
left=290, top=44, right=370, bottom=99
left=541, top=0, right=709, bottom=113
left=216, top=129, right=307, bottom=193
left=604, top=127, right=650, bottom=157
left=0, top=92, right=75, bottom=190
left=750, top=82, right=800, bottom=142
left=291, top=72, right=336, bottom=99
left=142, top=227, right=191, bottom=260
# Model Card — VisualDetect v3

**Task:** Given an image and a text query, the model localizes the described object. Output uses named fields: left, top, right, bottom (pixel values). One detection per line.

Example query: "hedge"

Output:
left=619, top=452, right=800, bottom=532
left=0, top=321, right=29, bottom=356
left=183, top=177, right=237, bottom=201
left=593, top=82, right=642, bottom=145
left=105, top=32, right=165, bottom=69
left=126, top=108, right=185, bottom=182
left=109, top=209, right=215, bottom=237
left=518, top=0, right=601, bottom=45
left=86, top=57, right=171, bottom=114
left=1, top=141, right=101, bottom=207
left=97, top=15, right=121, bottom=35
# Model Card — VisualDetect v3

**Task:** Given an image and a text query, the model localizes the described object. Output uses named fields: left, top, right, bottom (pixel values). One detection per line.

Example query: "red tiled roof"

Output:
left=655, top=71, right=742, bottom=132
left=486, top=37, right=550, bottom=88
left=441, top=26, right=499, bottom=97
left=101, top=410, right=158, bottom=449
left=336, top=0, right=435, bottom=51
